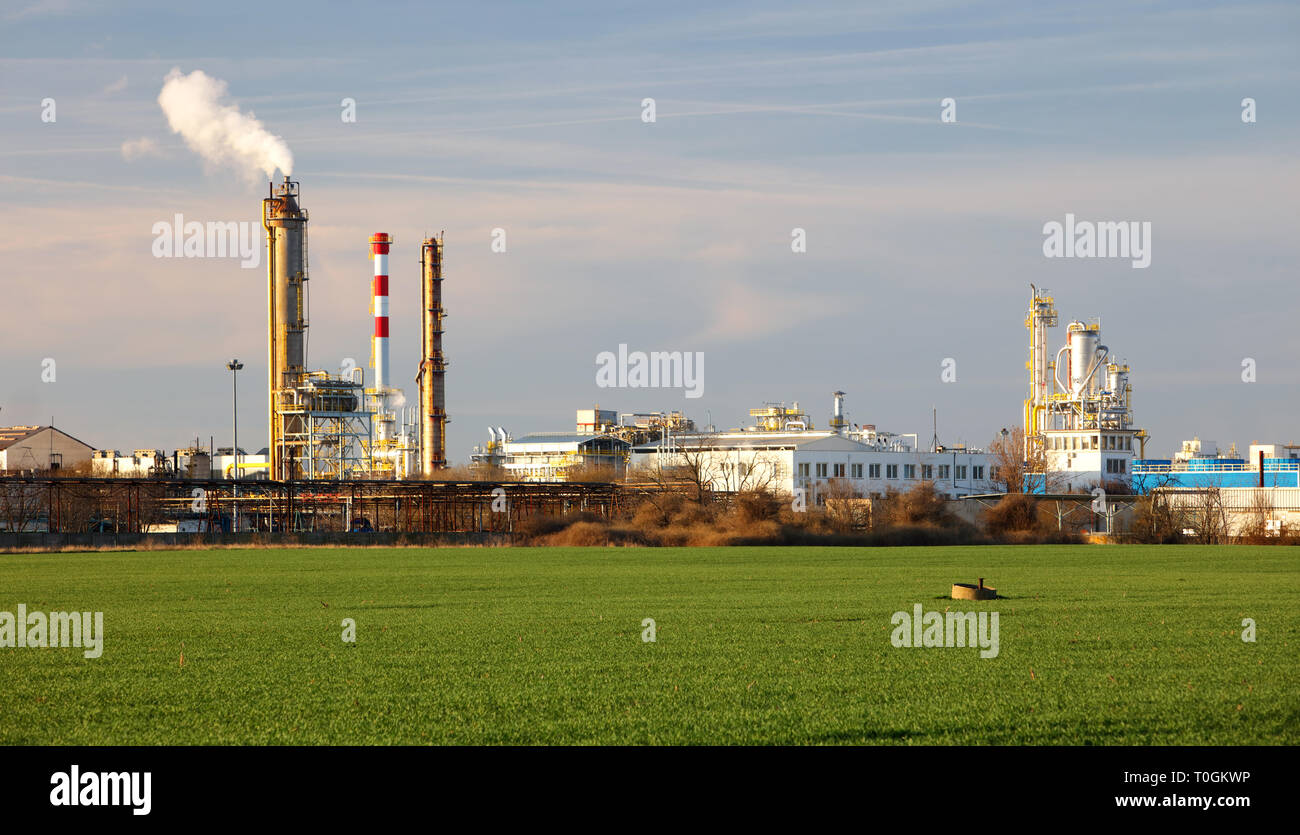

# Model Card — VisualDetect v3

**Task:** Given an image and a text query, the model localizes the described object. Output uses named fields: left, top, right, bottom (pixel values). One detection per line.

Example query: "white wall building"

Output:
left=1041, top=428, right=1140, bottom=491
left=630, top=431, right=994, bottom=502
left=478, top=432, right=631, bottom=482
left=91, top=448, right=271, bottom=479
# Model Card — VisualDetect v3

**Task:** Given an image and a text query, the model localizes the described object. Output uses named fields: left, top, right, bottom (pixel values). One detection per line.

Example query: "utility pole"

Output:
left=227, top=359, right=244, bottom=532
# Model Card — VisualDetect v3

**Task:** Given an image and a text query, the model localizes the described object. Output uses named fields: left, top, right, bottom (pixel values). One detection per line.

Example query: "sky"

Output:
left=1, top=0, right=1298, bottom=464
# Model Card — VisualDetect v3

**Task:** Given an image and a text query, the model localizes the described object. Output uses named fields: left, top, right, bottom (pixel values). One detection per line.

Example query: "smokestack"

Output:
left=830, top=390, right=847, bottom=434
left=370, top=233, right=391, bottom=442
left=264, top=179, right=308, bottom=480
left=419, top=235, right=447, bottom=473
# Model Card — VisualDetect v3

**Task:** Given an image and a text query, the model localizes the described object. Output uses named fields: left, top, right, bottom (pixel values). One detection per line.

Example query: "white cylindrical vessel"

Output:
left=1069, top=324, right=1099, bottom=397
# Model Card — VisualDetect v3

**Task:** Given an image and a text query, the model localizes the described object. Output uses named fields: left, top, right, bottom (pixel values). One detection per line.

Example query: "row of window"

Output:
left=1104, top=458, right=1128, bottom=474
left=798, top=462, right=985, bottom=481
left=1049, top=434, right=1133, bottom=451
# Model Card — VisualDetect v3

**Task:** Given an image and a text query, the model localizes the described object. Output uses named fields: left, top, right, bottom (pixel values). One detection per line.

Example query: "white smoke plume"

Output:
left=158, top=68, right=293, bottom=179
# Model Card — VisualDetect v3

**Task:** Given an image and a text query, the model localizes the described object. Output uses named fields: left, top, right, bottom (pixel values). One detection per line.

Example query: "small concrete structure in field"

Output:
left=952, top=578, right=997, bottom=600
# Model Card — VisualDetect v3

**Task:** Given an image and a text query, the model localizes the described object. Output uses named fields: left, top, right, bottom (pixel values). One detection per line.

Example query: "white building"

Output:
left=91, top=448, right=170, bottom=477
left=91, top=448, right=271, bottom=479
left=1041, top=428, right=1141, bottom=491
left=477, top=395, right=995, bottom=497
left=475, top=432, right=631, bottom=482
left=630, top=430, right=994, bottom=502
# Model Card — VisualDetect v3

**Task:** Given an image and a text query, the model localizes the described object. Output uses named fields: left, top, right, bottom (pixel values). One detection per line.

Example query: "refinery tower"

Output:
left=1023, top=285, right=1146, bottom=489
left=262, top=178, right=446, bottom=480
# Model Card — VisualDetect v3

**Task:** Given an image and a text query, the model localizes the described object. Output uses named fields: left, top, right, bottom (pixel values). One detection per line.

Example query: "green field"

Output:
left=0, top=545, right=1295, bottom=745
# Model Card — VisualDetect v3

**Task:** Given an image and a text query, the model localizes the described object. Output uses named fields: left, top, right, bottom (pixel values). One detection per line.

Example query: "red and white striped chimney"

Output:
left=369, top=233, right=391, bottom=392
left=369, top=233, right=391, bottom=442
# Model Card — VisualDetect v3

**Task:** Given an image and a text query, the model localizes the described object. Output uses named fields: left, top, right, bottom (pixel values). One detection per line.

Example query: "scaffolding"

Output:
left=274, top=372, right=373, bottom=480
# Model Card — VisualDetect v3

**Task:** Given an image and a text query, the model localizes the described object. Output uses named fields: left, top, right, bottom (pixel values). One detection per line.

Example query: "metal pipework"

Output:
left=419, top=235, right=447, bottom=473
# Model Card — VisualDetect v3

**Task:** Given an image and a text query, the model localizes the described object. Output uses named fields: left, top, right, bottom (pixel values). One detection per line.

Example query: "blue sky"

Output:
left=2, top=0, right=1298, bottom=462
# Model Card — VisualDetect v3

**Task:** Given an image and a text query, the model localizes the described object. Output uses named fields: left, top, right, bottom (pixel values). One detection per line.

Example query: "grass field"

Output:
left=0, top=545, right=1295, bottom=745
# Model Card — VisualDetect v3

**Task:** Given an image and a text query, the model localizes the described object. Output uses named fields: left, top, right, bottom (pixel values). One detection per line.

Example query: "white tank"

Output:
left=1069, top=325, right=1100, bottom=397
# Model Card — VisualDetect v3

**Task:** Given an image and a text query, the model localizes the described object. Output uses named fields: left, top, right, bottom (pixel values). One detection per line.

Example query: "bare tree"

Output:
left=0, top=482, right=45, bottom=532
left=989, top=426, right=1059, bottom=494
left=1189, top=486, right=1229, bottom=545
left=1131, top=482, right=1189, bottom=544
left=1240, top=489, right=1276, bottom=543
left=821, top=477, right=868, bottom=530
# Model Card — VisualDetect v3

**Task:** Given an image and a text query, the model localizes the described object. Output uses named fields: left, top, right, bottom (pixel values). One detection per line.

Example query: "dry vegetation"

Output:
left=518, top=481, right=1082, bottom=547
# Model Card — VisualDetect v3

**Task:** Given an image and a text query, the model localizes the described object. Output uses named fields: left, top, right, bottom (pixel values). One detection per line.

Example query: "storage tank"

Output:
left=1069, top=323, right=1100, bottom=397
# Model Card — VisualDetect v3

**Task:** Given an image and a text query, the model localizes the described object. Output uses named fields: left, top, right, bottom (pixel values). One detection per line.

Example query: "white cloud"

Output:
left=120, top=137, right=162, bottom=160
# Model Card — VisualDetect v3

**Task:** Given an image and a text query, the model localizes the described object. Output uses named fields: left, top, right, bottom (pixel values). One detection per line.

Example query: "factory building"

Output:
left=92, top=448, right=170, bottom=477
left=629, top=394, right=993, bottom=501
left=90, top=447, right=272, bottom=479
left=479, top=432, right=632, bottom=481
left=1152, top=486, right=1300, bottom=537
left=1023, top=286, right=1145, bottom=491
left=1132, top=439, right=1300, bottom=489
left=471, top=408, right=693, bottom=481
left=0, top=426, right=94, bottom=472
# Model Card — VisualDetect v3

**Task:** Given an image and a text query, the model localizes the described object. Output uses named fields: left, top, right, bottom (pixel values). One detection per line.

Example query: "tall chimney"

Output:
left=419, top=235, right=447, bottom=473
left=369, top=233, right=392, bottom=441
left=263, top=178, right=308, bottom=480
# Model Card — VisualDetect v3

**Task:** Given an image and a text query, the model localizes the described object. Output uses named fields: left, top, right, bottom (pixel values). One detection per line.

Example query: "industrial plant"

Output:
left=259, top=179, right=447, bottom=481
left=1023, top=285, right=1145, bottom=490
left=4, top=180, right=1300, bottom=541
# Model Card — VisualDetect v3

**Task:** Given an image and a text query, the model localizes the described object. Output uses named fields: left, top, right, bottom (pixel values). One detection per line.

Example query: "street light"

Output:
left=226, top=359, right=244, bottom=533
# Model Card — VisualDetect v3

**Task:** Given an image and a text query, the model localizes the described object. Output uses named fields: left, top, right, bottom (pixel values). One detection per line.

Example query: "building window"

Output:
left=815, top=462, right=828, bottom=478
left=922, top=464, right=933, bottom=479
left=938, top=465, right=950, bottom=479
left=869, top=463, right=881, bottom=478
left=851, top=463, right=863, bottom=478
left=886, top=464, right=898, bottom=479
left=989, top=465, right=998, bottom=480
left=798, top=463, right=810, bottom=478
left=833, top=463, right=846, bottom=478
left=1126, top=437, right=1132, bottom=450
left=973, top=465, right=984, bottom=480
left=956, top=465, right=967, bottom=480
left=903, top=464, right=916, bottom=479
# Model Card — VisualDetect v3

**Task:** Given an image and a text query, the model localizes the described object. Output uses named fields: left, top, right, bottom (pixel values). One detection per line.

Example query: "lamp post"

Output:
left=227, top=359, right=243, bottom=532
